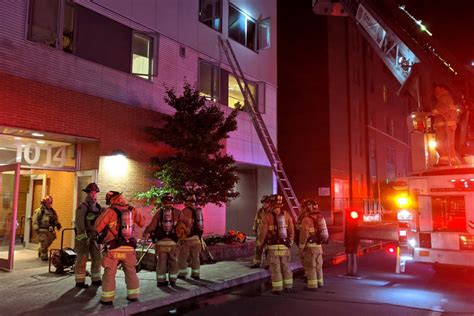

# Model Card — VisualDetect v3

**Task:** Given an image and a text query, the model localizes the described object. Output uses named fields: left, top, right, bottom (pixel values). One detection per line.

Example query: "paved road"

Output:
left=139, top=251, right=474, bottom=316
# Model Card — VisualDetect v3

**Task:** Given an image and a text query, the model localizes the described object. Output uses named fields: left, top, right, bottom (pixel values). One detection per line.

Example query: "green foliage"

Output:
left=139, top=83, right=240, bottom=206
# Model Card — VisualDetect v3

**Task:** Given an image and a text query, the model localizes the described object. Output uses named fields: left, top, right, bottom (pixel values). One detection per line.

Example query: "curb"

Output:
left=97, top=242, right=385, bottom=315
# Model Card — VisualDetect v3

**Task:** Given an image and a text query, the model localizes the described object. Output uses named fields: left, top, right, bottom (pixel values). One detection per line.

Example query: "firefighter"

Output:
left=94, top=193, right=146, bottom=305
left=298, top=199, right=329, bottom=290
left=143, top=194, right=181, bottom=287
left=432, top=84, right=461, bottom=166
left=258, top=194, right=294, bottom=294
left=74, top=183, right=103, bottom=288
left=250, top=195, right=271, bottom=268
left=32, top=195, right=61, bottom=261
left=178, top=195, right=204, bottom=280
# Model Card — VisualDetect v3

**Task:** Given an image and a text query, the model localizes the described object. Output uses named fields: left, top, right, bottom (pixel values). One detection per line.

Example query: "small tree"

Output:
left=138, top=83, right=240, bottom=206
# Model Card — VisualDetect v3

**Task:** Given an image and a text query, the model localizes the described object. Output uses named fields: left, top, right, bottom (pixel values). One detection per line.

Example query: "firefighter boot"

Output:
left=75, top=282, right=89, bottom=289
left=92, top=280, right=102, bottom=287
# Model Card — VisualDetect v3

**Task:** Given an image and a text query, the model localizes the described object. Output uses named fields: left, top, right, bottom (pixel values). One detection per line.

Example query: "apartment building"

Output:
left=0, top=0, right=276, bottom=269
left=278, top=1, right=413, bottom=223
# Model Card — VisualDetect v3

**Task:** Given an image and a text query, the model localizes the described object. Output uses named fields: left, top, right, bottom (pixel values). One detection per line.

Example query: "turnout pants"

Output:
left=156, top=239, right=179, bottom=283
left=101, top=246, right=139, bottom=303
left=74, top=237, right=102, bottom=283
left=178, top=236, right=201, bottom=278
left=37, top=230, right=56, bottom=260
left=267, top=244, right=293, bottom=292
left=303, top=244, right=323, bottom=288
left=253, top=241, right=264, bottom=265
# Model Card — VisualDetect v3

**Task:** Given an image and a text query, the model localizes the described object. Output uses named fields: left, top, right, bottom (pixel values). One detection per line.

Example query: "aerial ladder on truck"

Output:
left=314, top=0, right=474, bottom=170
left=218, top=37, right=301, bottom=219
left=313, top=0, right=474, bottom=272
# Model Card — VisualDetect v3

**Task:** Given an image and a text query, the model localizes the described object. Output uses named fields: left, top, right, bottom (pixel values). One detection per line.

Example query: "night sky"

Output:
left=395, top=0, right=474, bottom=67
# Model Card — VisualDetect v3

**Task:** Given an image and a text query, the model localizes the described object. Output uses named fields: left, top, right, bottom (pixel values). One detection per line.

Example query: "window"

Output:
left=198, top=60, right=220, bottom=102
left=27, top=1, right=154, bottom=79
left=199, top=0, right=221, bottom=32
left=132, top=33, right=153, bottom=80
left=386, top=147, right=396, bottom=180
left=228, top=4, right=256, bottom=51
left=62, top=0, right=75, bottom=53
left=432, top=196, right=466, bottom=232
left=228, top=74, right=257, bottom=110
left=27, top=0, right=60, bottom=47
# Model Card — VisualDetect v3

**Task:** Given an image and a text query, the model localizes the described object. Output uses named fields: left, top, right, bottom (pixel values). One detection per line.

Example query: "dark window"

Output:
left=228, top=4, right=256, bottom=51
left=62, top=0, right=75, bottom=54
left=198, top=60, right=220, bottom=102
left=27, top=2, right=154, bottom=79
left=27, top=0, right=59, bottom=47
left=75, top=6, right=131, bottom=73
left=199, top=0, right=221, bottom=32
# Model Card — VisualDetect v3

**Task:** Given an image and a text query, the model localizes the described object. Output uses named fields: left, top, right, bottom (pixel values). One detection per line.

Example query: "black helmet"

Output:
left=304, top=199, right=317, bottom=207
left=260, top=195, right=270, bottom=203
left=105, top=191, right=121, bottom=205
left=83, top=182, right=100, bottom=193
left=161, top=193, right=174, bottom=203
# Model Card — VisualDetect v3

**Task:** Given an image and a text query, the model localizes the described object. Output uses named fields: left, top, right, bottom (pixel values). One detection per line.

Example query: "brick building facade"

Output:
left=0, top=0, right=277, bottom=269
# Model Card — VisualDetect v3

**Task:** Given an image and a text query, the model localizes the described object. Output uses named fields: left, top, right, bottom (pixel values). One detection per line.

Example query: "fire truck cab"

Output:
left=400, top=168, right=474, bottom=267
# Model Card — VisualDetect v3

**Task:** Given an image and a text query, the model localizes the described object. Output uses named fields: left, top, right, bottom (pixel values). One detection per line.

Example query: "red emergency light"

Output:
left=388, top=246, right=395, bottom=253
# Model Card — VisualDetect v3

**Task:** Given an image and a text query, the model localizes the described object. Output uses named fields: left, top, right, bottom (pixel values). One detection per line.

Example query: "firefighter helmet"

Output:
left=304, top=199, right=318, bottom=207
left=82, top=182, right=100, bottom=193
left=269, top=194, right=283, bottom=205
left=161, top=193, right=174, bottom=203
left=105, top=191, right=121, bottom=205
left=110, top=194, right=129, bottom=206
left=260, top=195, right=270, bottom=203
left=41, top=195, right=53, bottom=205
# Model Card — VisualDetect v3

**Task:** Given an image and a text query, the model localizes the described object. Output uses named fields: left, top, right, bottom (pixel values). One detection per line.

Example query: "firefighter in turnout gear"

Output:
left=94, top=194, right=146, bottom=305
left=178, top=195, right=204, bottom=280
left=32, top=195, right=61, bottom=261
left=250, top=195, right=271, bottom=268
left=143, top=194, right=181, bottom=287
left=432, top=84, right=461, bottom=166
left=74, top=183, right=103, bottom=288
left=298, top=199, right=329, bottom=290
left=258, top=194, right=295, bottom=294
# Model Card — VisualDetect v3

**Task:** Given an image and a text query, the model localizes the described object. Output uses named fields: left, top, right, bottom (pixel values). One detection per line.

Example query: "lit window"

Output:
left=132, top=33, right=154, bottom=80
left=199, top=0, right=222, bottom=32
left=228, top=4, right=256, bottom=51
left=198, top=60, right=220, bottom=101
left=228, top=74, right=257, bottom=110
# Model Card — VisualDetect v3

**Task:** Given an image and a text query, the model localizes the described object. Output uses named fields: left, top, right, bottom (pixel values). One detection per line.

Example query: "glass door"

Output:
left=24, top=174, right=47, bottom=250
left=0, top=163, right=21, bottom=271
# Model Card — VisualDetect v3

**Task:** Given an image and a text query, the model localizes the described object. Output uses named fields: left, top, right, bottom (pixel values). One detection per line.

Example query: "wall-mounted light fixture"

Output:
left=104, top=149, right=128, bottom=178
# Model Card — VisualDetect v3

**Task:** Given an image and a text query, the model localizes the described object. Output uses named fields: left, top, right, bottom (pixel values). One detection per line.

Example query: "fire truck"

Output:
left=393, top=170, right=474, bottom=268
left=313, top=0, right=474, bottom=269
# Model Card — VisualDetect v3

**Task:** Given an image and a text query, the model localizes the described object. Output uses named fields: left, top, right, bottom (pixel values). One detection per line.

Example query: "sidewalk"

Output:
left=0, top=232, right=384, bottom=316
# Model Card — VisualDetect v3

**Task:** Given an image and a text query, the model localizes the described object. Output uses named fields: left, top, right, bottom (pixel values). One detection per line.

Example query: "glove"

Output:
left=48, top=226, right=54, bottom=232
left=56, top=223, right=62, bottom=230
